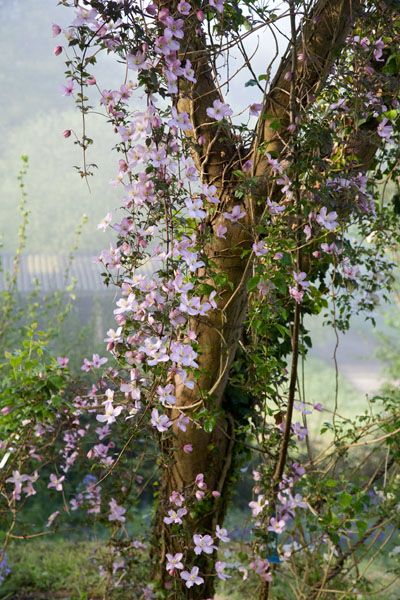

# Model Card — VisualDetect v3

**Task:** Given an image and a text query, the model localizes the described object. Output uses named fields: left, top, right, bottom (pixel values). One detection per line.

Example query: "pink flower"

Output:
left=268, top=517, right=286, bottom=534
left=216, top=224, right=227, bottom=238
left=54, top=46, right=63, bottom=56
left=92, top=354, right=108, bottom=368
left=166, top=553, right=184, bottom=572
left=216, top=561, right=231, bottom=580
left=96, top=401, right=123, bottom=425
left=61, top=79, right=75, bottom=96
left=377, top=118, right=393, bottom=140
left=97, top=213, right=112, bottom=231
left=52, top=23, right=62, bottom=37
left=151, top=408, right=173, bottom=433
left=289, top=286, right=304, bottom=304
left=46, top=511, right=60, bottom=527
left=169, top=491, right=185, bottom=506
left=209, top=0, right=225, bottom=13
left=267, top=198, right=286, bottom=215
left=215, top=525, right=230, bottom=542
left=195, top=473, right=207, bottom=490
left=252, top=241, right=268, bottom=256
left=127, top=51, right=148, bottom=71
left=206, top=99, right=233, bottom=121
left=163, top=507, right=187, bottom=525
left=48, top=473, right=65, bottom=492
left=108, top=498, right=126, bottom=523
left=6, top=470, right=30, bottom=499
left=180, top=566, right=204, bottom=588
left=293, top=271, right=309, bottom=289
left=183, top=443, right=193, bottom=453
left=250, top=557, right=272, bottom=582
left=249, top=495, right=267, bottom=517
left=250, top=103, right=262, bottom=116
left=373, top=38, right=385, bottom=61
left=57, top=356, right=69, bottom=368
left=223, top=205, right=246, bottom=223
left=316, top=207, right=338, bottom=231
left=177, top=0, right=191, bottom=15
left=193, top=534, right=216, bottom=555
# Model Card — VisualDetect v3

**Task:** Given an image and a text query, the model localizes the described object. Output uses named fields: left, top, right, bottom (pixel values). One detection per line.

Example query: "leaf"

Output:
left=245, top=79, right=258, bottom=87
left=325, top=479, right=337, bottom=488
left=203, top=415, right=216, bottom=433
left=339, top=492, right=352, bottom=509
left=247, top=275, right=260, bottom=292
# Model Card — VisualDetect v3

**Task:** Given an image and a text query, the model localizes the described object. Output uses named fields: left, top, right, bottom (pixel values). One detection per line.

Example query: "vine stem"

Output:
left=273, top=300, right=301, bottom=485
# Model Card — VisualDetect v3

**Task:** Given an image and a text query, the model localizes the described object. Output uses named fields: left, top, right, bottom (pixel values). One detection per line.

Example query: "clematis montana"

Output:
left=206, top=99, right=233, bottom=121
left=193, top=534, right=216, bottom=555
left=180, top=566, right=204, bottom=588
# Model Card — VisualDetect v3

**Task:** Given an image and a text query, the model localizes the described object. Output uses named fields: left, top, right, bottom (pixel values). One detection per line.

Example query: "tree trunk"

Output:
left=150, top=1, right=361, bottom=596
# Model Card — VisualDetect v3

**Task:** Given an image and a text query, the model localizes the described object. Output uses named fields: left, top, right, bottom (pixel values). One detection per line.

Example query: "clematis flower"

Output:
left=97, top=212, right=113, bottom=231
left=223, top=205, right=246, bottom=223
left=216, top=561, right=231, bottom=580
left=108, top=498, right=126, bottom=523
left=268, top=517, right=286, bottom=534
left=180, top=566, right=204, bottom=588
left=377, top=118, right=393, bottom=140
left=163, top=507, right=187, bottom=525
left=6, top=470, right=30, bottom=499
left=150, top=408, right=173, bottom=432
left=57, top=356, right=69, bottom=368
left=316, top=206, right=338, bottom=231
left=193, top=534, right=216, bottom=555
left=177, top=0, right=191, bottom=15
left=206, top=99, right=233, bottom=121
left=209, top=0, right=225, bottom=13
left=166, top=553, right=184, bottom=572
left=252, top=240, right=268, bottom=256
left=46, top=511, right=60, bottom=527
left=96, top=401, right=123, bottom=425
left=52, top=23, right=62, bottom=37
left=127, top=51, right=148, bottom=71
left=216, top=224, right=227, bottom=238
left=61, top=79, right=75, bottom=96
left=48, top=473, right=65, bottom=492
left=250, top=102, right=263, bottom=116
left=293, top=271, right=309, bottom=289
left=249, top=495, right=267, bottom=517
left=215, top=525, right=230, bottom=542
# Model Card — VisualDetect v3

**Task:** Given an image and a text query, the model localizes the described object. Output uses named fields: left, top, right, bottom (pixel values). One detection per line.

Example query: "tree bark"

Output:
left=151, top=1, right=362, bottom=597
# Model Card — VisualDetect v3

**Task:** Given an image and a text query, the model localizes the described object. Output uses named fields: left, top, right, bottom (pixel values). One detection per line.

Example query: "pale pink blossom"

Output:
left=180, top=566, right=204, bottom=588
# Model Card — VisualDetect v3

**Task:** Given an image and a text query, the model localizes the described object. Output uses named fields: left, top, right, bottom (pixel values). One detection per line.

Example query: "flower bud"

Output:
left=63, top=129, right=71, bottom=138
left=54, top=46, right=63, bottom=56
left=52, top=23, right=62, bottom=37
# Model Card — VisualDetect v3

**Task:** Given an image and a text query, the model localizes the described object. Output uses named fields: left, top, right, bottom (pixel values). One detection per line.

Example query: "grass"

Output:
left=0, top=540, right=106, bottom=600
left=2, top=537, right=398, bottom=600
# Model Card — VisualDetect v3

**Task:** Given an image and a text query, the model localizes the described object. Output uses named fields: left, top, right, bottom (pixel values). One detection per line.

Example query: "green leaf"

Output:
left=203, top=415, right=216, bottom=433
left=247, top=275, right=261, bottom=292
left=339, top=492, right=352, bottom=509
